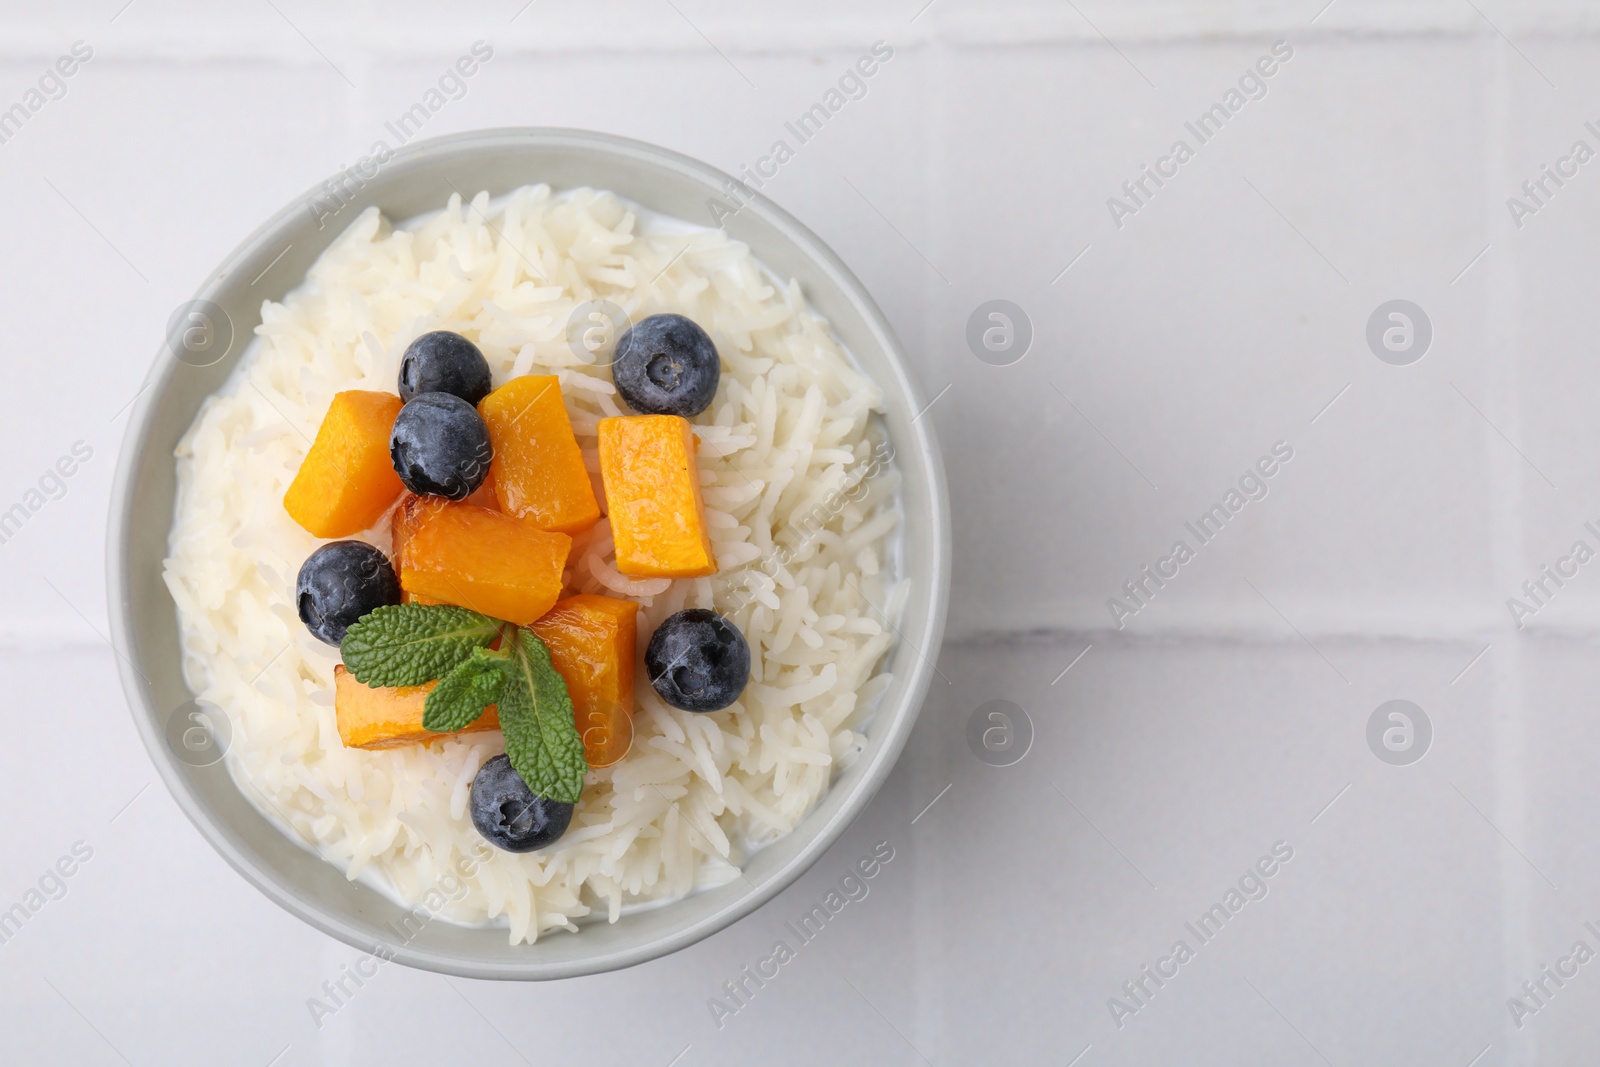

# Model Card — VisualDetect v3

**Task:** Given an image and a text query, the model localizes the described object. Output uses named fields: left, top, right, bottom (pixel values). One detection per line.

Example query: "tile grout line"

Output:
left=1480, top=30, right=1537, bottom=1053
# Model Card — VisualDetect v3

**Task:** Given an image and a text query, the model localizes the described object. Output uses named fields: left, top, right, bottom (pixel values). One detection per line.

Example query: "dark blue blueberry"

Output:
left=469, top=755, right=574, bottom=853
left=296, top=540, right=401, bottom=645
left=612, top=313, right=720, bottom=417
left=389, top=392, right=492, bottom=499
left=398, top=331, right=493, bottom=405
left=645, top=609, right=750, bottom=713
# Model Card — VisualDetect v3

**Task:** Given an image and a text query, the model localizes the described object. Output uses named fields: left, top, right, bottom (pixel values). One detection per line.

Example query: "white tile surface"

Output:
left=7, top=1, right=1600, bottom=1063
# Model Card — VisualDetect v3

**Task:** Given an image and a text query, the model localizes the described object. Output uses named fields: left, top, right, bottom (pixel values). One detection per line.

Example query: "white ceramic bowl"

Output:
left=107, top=128, right=949, bottom=979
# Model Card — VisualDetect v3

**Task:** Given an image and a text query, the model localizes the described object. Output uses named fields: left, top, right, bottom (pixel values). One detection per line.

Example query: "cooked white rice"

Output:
left=163, top=185, right=904, bottom=943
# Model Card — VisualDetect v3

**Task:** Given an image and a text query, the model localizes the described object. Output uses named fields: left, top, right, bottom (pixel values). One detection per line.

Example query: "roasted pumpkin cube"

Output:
left=390, top=493, right=444, bottom=561
left=530, top=594, right=638, bottom=768
left=283, top=390, right=405, bottom=537
left=391, top=495, right=449, bottom=605
left=597, top=415, right=717, bottom=578
left=334, top=664, right=500, bottom=750
left=480, top=375, right=599, bottom=535
left=397, top=500, right=571, bottom=625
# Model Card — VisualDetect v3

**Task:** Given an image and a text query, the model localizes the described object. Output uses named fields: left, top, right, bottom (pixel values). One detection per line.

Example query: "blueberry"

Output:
left=645, top=609, right=750, bottom=713
left=612, top=313, right=720, bottom=417
left=398, top=331, right=493, bottom=405
left=469, top=755, right=574, bottom=853
left=296, top=540, right=401, bottom=645
left=390, top=392, right=492, bottom=499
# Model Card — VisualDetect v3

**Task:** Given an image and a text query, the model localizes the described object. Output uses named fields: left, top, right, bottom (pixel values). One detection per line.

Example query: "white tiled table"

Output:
left=4, top=2, right=1600, bottom=1063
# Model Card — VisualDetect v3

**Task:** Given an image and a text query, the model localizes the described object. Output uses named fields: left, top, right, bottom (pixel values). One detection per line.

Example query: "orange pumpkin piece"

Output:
left=333, top=664, right=501, bottom=750
left=479, top=376, right=600, bottom=535
left=530, top=594, right=638, bottom=768
left=597, top=415, right=717, bottom=578
left=390, top=495, right=447, bottom=604
left=397, top=500, right=571, bottom=625
left=283, top=391, right=406, bottom=538
left=391, top=494, right=443, bottom=558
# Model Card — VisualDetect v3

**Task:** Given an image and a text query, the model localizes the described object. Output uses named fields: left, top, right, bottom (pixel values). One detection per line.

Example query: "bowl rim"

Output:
left=107, top=126, right=950, bottom=979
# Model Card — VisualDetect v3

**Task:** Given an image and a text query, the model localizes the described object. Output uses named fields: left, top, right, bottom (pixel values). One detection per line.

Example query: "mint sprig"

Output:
left=340, top=602, right=588, bottom=803
left=422, top=646, right=506, bottom=733
left=500, top=628, right=587, bottom=805
left=340, top=604, right=499, bottom=687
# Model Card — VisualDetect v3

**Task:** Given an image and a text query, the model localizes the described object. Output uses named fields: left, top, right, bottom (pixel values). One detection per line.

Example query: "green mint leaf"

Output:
left=497, top=629, right=587, bottom=805
left=340, top=603, right=500, bottom=687
left=422, top=647, right=506, bottom=733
